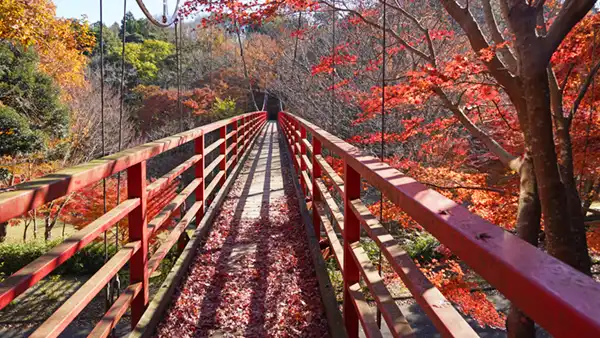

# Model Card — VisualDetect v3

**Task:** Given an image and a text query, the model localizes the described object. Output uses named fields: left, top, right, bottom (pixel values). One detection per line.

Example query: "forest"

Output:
left=0, top=0, right=599, bottom=336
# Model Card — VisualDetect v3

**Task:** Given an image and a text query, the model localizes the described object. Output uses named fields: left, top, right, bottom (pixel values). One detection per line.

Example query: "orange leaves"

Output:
left=422, top=259, right=506, bottom=329
left=311, top=45, right=358, bottom=75
left=384, top=155, right=519, bottom=230
left=587, top=225, right=600, bottom=254
left=133, top=85, right=216, bottom=133
left=478, top=41, right=511, bottom=63
left=347, top=118, right=424, bottom=145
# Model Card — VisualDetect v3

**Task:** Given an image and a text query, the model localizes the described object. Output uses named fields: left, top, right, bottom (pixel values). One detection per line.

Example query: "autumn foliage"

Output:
left=0, top=0, right=95, bottom=95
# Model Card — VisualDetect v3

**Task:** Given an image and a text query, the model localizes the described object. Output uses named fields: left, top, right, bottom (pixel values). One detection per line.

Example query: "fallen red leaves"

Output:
left=156, top=155, right=328, bottom=337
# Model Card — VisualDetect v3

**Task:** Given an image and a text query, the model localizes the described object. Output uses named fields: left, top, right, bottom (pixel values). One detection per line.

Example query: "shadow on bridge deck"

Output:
left=154, top=121, right=329, bottom=337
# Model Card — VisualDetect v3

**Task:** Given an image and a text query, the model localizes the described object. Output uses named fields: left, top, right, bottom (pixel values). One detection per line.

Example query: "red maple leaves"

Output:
left=156, top=155, right=328, bottom=337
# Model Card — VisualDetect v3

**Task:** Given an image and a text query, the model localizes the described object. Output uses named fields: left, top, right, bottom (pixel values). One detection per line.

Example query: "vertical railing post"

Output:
left=219, top=124, right=227, bottom=185
left=233, top=118, right=239, bottom=166
left=312, top=136, right=322, bottom=239
left=287, top=116, right=293, bottom=154
left=127, top=161, right=149, bottom=328
left=292, top=118, right=299, bottom=173
left=343, top=160, right=361, bottom=338
left=242, top=115, right=247, bottom=153
left=300, top=125, right=307, bottom=195
left=195, top=132, right=205, bottom=222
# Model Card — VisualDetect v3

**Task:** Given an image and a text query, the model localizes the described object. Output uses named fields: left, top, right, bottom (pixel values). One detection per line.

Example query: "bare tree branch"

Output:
left=569, top=58, right=600, bottom=122
left=320, top=1, right=433, bottom=63
left=439, top=0, right=520, bottom=99
left=434, top=86, right=521, bottom=171
left=481, top=0, right=517, bottom=74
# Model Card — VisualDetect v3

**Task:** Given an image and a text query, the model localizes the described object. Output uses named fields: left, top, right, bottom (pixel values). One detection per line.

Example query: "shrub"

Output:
left=211, top=97, right=240, bottom=119
left=360, top=238, right=380, bottom=264
left=0, top=43, right=70, bottom=142
left=0, top=240, right=117, bottom=278
left=0, top=105, right=45, bottom=156
left=404, top=232, right=444, bottom=264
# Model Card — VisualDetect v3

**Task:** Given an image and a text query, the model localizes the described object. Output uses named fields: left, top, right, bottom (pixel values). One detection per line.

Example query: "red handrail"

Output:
left=279, top=111, right=600, bottom=338
left=0, top=111, right=267, bottom=338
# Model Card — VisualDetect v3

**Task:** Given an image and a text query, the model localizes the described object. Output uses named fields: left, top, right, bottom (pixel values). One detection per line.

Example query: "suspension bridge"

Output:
left=0, top=111, right=599, bottom=337
left=1, top=0, right=600, bottom=336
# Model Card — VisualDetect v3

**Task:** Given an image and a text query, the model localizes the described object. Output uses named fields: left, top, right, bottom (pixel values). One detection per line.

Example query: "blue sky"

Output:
left=55, top=0, right=178, bottom=25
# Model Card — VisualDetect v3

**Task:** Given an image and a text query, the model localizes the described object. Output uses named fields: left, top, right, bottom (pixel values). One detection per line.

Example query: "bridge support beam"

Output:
left=127, top=161, right=149, bottom=328
left=312, top=137, right=322, bottom=240
left=343, top=162, right=361, bottom=338
left=300, top=125, right=307, bottom=195
left=233, top=118, right=239, bottom=167
left=219, top=125, right=227, bottom=185
left=195, top=133, right=205, bottom=224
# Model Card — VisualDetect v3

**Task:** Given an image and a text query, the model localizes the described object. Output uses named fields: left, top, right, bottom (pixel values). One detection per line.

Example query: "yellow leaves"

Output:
left=0, top=0, right=95, bottom=98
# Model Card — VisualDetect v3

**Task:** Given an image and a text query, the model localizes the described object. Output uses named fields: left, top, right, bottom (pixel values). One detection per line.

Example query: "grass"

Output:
left=2, top=218, right=77, bottom=244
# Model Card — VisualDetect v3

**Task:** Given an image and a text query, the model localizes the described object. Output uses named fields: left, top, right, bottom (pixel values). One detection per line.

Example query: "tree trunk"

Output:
left=44, top=218, right=52, bottom=242
left=555, top=118, right=592, bottom=275
left=522, top=65, right=590, bottom=272
left=507, top=2, right=591, bottom=275
left=0, top=222, right=7, bottom=243
left=506, top=154, right=540, bottom=338
left=33, top=214, right=37, bottom=240
left=23, top=220, right=30, bottom=242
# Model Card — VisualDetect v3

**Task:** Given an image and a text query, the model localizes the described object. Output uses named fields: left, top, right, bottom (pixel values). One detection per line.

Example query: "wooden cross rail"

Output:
left=0, top=111, right=267, bottom=338
left=279, top=111, right=600, bottom=338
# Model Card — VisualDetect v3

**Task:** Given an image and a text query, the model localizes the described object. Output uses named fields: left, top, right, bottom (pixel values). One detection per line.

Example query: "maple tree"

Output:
left=0, top=158, right=63, bottom=242
left=133, top=85, right=216, bottom=135
left=61, top=176, right=180, bottom=246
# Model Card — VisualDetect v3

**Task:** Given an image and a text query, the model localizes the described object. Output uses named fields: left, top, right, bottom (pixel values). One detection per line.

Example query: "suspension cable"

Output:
left=377, top=0, right=387, bottom=328
left=135, top=0, right=181, bottom=27
left=293, top=11, right=302, bottom=62
left=176, top=20, right=183, bottom=131
left=262, top=93, right=268, bottom=111
left=235, top=22, right=260, bottom=111
left=209, top=0, right=214, bottom=88
left=330, top=0, right=336, bottom=166
left=99, top=0, right=111, bottom=313
left=113, top=0, right=128, bottom=302
left=331, top=0, right=336, bottom=132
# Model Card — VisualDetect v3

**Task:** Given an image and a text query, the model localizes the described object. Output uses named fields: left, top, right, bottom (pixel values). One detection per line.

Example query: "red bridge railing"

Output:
left=0, top=111, right=267, bottom=338
left=279, top=111, right=600, bottom=338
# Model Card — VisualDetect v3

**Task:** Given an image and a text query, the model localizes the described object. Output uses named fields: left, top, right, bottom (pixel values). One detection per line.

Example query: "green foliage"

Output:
left=43, top=274, right=63, bottom=300
left=360, top=238, right=380, bottom=264
left=0, top=42, right=69, bottom=151
left=325, top=256, right=344, bottom=302
left=90, top=23, right=120, bottom=56
left=124, top=40, right=174, bottom=83
left=120, top=12, right=169, bottom=42
left=211, top=97, right=240, bottom=118
left=0, top=105, right=45, bottom=156
left=0, top=240, right=116, bottom=277
left=404, top=232, right=443, bottom=264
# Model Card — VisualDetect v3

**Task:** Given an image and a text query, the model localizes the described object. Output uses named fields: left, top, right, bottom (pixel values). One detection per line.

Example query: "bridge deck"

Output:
left=155, top=122, right=329, bottom=337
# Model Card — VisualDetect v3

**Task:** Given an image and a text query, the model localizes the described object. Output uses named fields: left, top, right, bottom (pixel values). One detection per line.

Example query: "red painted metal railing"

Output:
left=279, top=111, right=600, bottom=338
left=0, top=111, right=267, bottom=338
